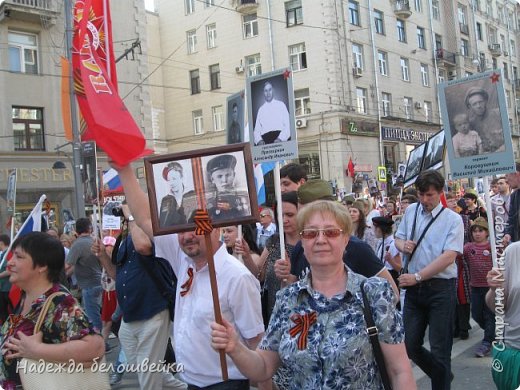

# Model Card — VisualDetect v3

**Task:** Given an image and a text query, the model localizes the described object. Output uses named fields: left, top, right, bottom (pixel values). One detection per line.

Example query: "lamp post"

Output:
left=64, top=0, right=85, bottom=218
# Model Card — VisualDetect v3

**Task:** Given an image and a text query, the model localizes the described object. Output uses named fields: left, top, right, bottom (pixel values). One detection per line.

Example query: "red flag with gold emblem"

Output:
left=72, top=0, right=149, bottom=166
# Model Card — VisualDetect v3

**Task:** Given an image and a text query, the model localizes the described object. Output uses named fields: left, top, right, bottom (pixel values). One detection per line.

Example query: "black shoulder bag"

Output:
left=360, top=280, right=392, bottom=390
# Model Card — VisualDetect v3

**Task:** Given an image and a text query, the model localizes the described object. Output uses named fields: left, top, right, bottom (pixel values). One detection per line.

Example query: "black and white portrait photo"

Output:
left=422, top=130, right=445, bottom=170
left=152, top=159, right=197, bottom=228
left=145, top=144, right=259, bottom=235
left=404, top=143, right=426, bottom=187
left=226, top=91, right=245, bottom=145
left=247, top=68, right=298, bottom=164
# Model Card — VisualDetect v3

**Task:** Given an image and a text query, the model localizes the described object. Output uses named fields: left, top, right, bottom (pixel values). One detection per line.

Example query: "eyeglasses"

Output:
left=260, top=213, right=268, bottom=218
left=299, top=228, right=344, bottom=240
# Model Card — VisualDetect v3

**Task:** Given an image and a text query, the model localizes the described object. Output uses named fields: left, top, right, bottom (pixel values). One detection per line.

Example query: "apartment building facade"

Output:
left=148, top=0, right=520, bottom=197
left=0, top=0, right=151, bottom=229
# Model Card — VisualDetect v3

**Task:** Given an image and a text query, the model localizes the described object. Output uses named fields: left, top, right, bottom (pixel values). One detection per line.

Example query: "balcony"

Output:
left=393, top=1, right=411, bottom=18
left=235, top=0, right=258, bottom=13
left=489, top=43, right=502, bottom=56
left=435, top=48, right=456, bottom=66
left=0, top=0, right=59, bottom=25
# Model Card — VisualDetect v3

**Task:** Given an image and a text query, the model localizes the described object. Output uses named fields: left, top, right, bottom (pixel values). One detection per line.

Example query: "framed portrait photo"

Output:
left=422, top=129, right=445, bottom=171
left=145, top=143, right=259, bottom=236
left=226, top=90, right=245, bottom=145
left=403, top=143, right=426, bottom=188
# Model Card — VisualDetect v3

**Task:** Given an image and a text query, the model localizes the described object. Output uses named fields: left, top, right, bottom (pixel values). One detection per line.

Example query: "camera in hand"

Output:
left=112, top=206, right=124, bottom=217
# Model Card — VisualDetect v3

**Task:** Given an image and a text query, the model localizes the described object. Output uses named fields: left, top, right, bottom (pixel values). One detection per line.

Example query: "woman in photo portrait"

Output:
left=159, top=162, right=195, bottom=227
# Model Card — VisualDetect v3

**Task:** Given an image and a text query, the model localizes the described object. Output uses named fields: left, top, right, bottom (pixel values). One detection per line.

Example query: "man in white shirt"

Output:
left=114, top=163, right=264, bottom=389
left=253, top=81, right=290, bottom=145
left=255, top=207, right=276, bottom=251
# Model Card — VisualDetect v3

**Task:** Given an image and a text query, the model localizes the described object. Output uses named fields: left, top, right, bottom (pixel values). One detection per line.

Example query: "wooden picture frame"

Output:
left=144, top=143, right=259, bottom=235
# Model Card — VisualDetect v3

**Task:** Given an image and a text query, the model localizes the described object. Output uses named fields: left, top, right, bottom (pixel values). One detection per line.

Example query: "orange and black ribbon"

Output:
left=180, top=268, right=194, bottom=297
left=193, top=209, right=213, bottom=236
left=289, top=311, right=317, bottom=350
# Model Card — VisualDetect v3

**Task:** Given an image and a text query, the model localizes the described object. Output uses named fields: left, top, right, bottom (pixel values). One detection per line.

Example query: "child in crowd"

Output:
left=452, top=113, right=483, bottom=158
left=464, top=217, right=495, bottom=357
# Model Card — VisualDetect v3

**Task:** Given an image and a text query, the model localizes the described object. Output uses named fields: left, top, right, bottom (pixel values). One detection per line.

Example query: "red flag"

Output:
left=440, top=191, right=448, bottom=207
left=72, top=0, right=150, bottom=166
left=347, top=157, right=355, bottom=178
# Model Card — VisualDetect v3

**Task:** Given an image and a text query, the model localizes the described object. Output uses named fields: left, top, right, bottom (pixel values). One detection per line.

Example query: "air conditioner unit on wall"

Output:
left=353, top=67, right=363, bottom=77
left=296, top=118, right=307, bottom=128
left=235, top=65, right=244, bottom=73
left=414, top=102, right=422, bottom=109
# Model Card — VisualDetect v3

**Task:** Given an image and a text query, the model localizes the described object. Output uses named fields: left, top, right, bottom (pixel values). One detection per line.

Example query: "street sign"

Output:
left=378, top=166, right=387, bottom=182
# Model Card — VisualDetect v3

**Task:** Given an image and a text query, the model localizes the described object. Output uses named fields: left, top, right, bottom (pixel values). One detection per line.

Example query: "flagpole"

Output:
left=65, top=0, right=86, bottom=218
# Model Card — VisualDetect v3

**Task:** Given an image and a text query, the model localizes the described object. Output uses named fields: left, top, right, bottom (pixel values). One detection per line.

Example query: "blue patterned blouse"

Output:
left=259, top=269, right=404, bottom=389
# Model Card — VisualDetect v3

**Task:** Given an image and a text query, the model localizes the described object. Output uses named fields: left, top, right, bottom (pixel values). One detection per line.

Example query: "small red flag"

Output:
left=440, top=191, right=448, bottom=207
left=347, top=157, right=355, bottom=178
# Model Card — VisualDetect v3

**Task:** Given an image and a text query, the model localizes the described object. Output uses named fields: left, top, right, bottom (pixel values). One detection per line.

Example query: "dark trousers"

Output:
left=187, top=380, right=249, bottom=390
left=471, top=286, right=495, bottom=343
left=404, top=278, right=456, bottom=390
left=454, top=303, right=471, bottom=334
left=0, top=291, right=10, bottom=324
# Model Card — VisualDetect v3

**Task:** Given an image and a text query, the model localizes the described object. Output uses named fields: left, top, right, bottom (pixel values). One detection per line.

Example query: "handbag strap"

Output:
left=402, top=206, right=446, bottom=274
left=33, top=292, right=67, bottom=334
left=360, top=281, right=393, bottom=390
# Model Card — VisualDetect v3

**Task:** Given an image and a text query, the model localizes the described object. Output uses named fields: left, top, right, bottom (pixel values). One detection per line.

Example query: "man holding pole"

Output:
left=112, top=163, right=264, bottom=389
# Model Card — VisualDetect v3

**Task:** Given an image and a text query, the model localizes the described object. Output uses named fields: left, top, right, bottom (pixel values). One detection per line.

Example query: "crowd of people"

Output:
left=0, top=161, right=518, bottom=389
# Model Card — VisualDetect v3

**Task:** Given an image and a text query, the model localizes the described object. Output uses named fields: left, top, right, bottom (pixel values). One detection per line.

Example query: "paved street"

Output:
left=106, top=320, right=495, bottom=389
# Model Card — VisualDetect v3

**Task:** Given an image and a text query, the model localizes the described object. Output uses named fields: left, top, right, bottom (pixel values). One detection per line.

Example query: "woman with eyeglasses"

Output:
left=211, top=200, right=415, bottom=389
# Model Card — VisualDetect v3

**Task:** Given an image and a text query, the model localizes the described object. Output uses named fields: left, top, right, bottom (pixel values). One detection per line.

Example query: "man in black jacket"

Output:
left=504, top=162, right=520, bottom=246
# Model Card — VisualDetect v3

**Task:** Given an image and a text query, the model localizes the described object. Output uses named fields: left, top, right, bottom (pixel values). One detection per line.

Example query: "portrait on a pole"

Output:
left=422, top=130, right=445, bottom=171
left=226, top=91, right=245, bottom=145
left=403, top=143, right=426, bottom=187
left=439, top=70, right=516, bottom=179
left=247, top=68, right=298, bottom=163
left=145, top=143, right=259, bottom=235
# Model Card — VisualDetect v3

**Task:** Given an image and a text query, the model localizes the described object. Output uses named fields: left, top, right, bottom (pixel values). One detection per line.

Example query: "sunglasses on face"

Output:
left=299, top=228, right=344, bottom=240
left=260, top=213, right=269, bottom=218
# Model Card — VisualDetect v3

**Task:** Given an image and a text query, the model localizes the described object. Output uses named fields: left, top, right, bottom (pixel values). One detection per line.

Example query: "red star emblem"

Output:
left=490, top=72, right=500, bottom=83
left=283, top=69, right=291, bottom=79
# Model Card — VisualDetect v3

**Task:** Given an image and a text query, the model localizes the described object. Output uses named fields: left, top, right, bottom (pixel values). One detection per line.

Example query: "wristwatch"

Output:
left=414, top=273, right=422, bottom=283
left=127, top=215, right=135, bottom=222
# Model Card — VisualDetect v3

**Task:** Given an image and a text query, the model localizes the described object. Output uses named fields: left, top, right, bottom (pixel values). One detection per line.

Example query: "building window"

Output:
left=414, top=0, right=422, bottom=12
left=209, top=64, right=221, bottom=90
left=374, top=9, right=384, bottom=34
left=294, top=88, right=311, bottom=116
left=417, top=27, right=426, bottom=49
left=206, top=23, right=216, bottom=49
left=486, top=1, right=492, bottom=18
left=476, top=23, right=483, bottom=41
left=381, top=92, right=392, bottom=117
left=285, top=0, right=303, bottom=27
left=349, top=1, right=360, bottom=26
left=187, top=30, right=197, bottom=54
left=289, top=43, right=307, bottom=71
left=503, top=63, right=509, bottom=80
left=424, top=101, right=432, bottom=122
left=400, top=57, right=410, bottom=81
left=378, top=51, right=388, bottom=76
left=458, top=4, right=467, bottom=25
left=246, top=53, right=261, bottom=76
left=212, top=105, right=224, bottom=131
left=8, top=32, right=38, bottom=74
left=185, top=0, right=195, bottom=14
left=397, top=20, right=406, bottom=43
left=192, top=110, right=203, bottom=135
left=243, top=13, right=258, bottom=38
left=460, top=39, right=469, bottom=57
left=511, top=40, right=516, bottom=57
left=190, top=69, right=200, bottom=94
left=432, top=0, right=440, bottom=20
left=438, top=69, right=446, bottom=83
left=352, top=43, right=363, bottom=69
left=420, top=64, right=429, bottom=86
left=403, top=97, right=413, bottom=119
left=356, top=88, right=367, bottom=114
left=12, top=107, right=44, bottom=151
left=435, top=34, right=442, bottom=51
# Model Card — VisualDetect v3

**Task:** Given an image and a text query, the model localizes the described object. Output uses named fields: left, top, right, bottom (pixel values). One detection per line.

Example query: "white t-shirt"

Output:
left=155, top=235, right=264, bottom=387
